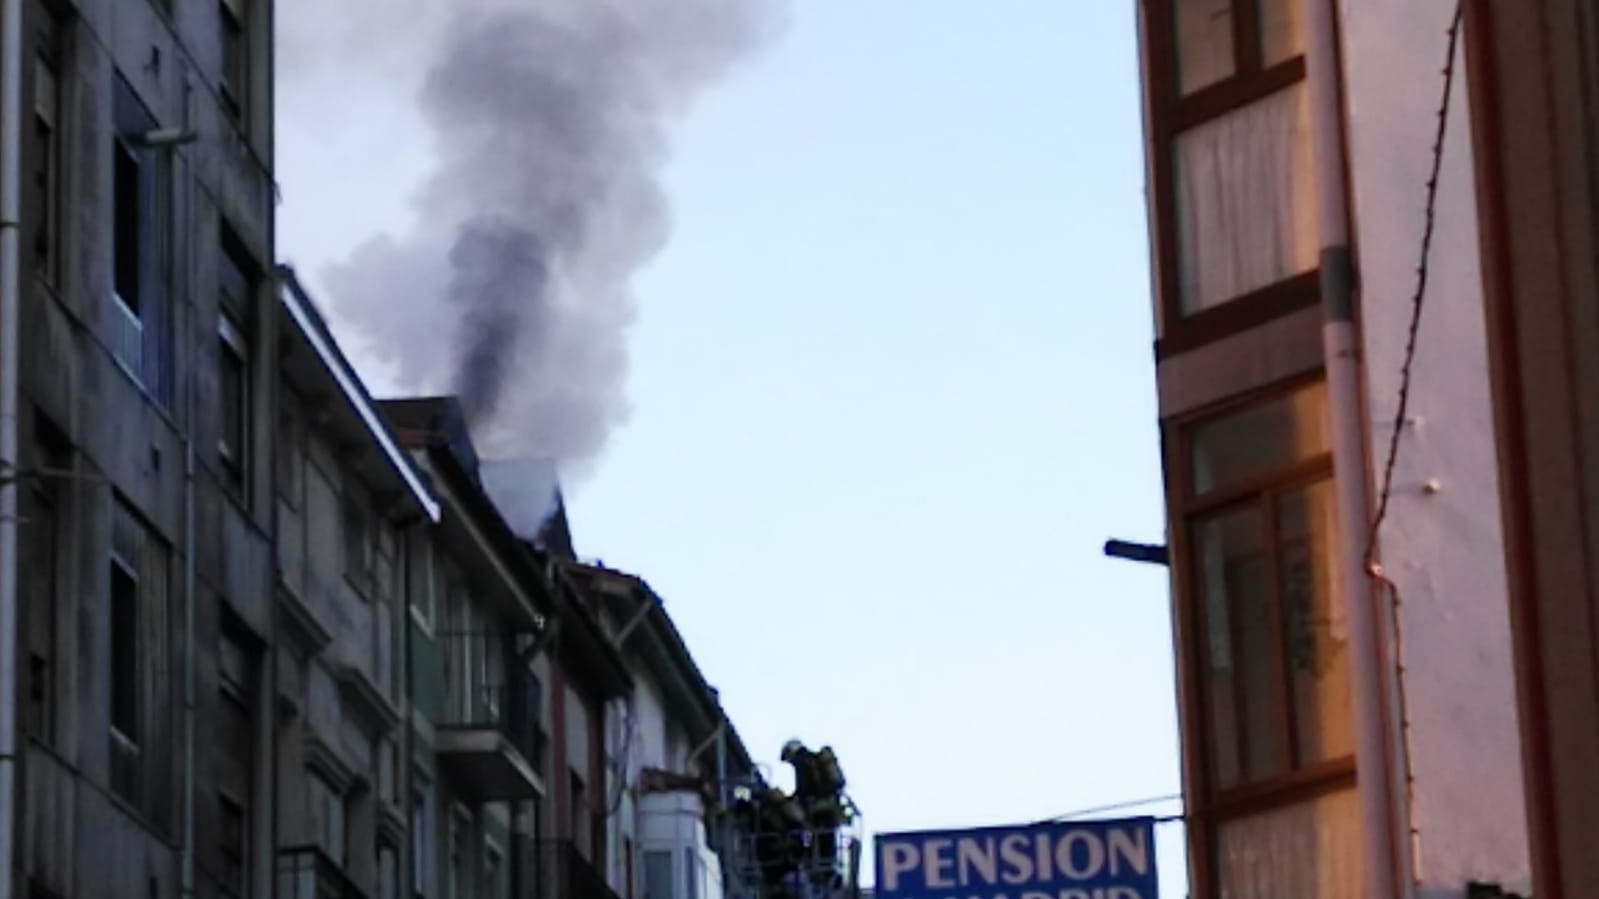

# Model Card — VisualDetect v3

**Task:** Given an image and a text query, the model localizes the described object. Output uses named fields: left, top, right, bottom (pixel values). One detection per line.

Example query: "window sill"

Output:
left=1156, top=271, right=1322, bottom=361
left=1208, top=755, right=1356, bottom=820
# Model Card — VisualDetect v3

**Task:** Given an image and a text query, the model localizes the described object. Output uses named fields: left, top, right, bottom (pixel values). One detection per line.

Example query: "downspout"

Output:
left=0, top=2, right=22, bottom=899
left=1303, top=1, right=1402, bottom=897
left=180, top=72, right=198, bottom=899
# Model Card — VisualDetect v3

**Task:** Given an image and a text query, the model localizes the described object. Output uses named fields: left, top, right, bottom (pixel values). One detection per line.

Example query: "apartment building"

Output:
left=379, top=398, right=561, bottom=899
left=7, top=1, right=277, bottom=899
left=1132, top=1, right=1533, bottom=896
left=274, top=273, right=439, bottom=899
left=567, top=564, right=758, bottom=899
left=1463, top=2, right=1599, bottom=897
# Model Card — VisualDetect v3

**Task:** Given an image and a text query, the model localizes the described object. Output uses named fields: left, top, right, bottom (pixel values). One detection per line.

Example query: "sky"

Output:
left=275, top=1, right=1184, bottom=891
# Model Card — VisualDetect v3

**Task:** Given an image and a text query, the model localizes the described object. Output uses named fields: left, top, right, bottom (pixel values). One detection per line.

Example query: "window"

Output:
left=111, top=77, right=172, bottom=404
left=220, top=795, right=247, bottom=899
left=32, top=49, right=61, bottom=287
left=1153, top=0, right=1315, bottom=335
left=1181, top=380, right=1356, bottom=887
left=24, top=415, right=70, bottom=743
left=569, top=773, right=590, bottom=859
left=1171, top=0, right=1304, bottom=98
left=642, top=852, right=672, bottom=899
left=307, top=772, right=347, bottom=865
left=413, top=774, right=435, bottom=899
left=622, top=837, right=635, bottom=899
left=483, top=843, right=505, bottom=899
left=277, top=387, right=304, bottom=508
left=1187, top=381, right=1349, bottom=788
left=112, top=139, right=141, bottom=319
left=108, top=498, right=173, bottom=824
left=218, top=314, right=248, bottom=493
left=218, top=633, right=257, bottom=899
left=219, top=0, right=248, bottom=122
left=109, top=553, right=139, bottom=744
left=683, top=850, right=699, bottom=899
left=448, top=807, right=473, bottom=899
left=344, top=485, right=374, bottom=595
left=218, top=238, right=253, bottom=498
left=378, top=844, right=399, bottom=899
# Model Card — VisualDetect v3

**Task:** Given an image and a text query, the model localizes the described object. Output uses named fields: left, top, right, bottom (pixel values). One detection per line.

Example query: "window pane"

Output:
left=1277, top=480, right=1354, bottom=765
left=113, top=142, right=142, bottom=313
left=1174, top=0, right=1235, bottom=95
left=110, top=560, right=139, bottom=740
left=1259, top=0, right=1305, bottom=68
left=1175, top=82, right=1318, bottom=314
left=1216, top=786, right=1362, bottom=898
left=1196, top=506, right=1286, bottom=789
left=1191, top=380, right=1329, bottom=495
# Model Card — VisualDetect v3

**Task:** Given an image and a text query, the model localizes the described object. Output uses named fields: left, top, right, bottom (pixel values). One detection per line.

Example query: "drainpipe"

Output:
left=1303, top=1, right=1401, bottom=897
left=0, top=0, right=22, bottom=898
left=180, top=72, right=199, bottom=899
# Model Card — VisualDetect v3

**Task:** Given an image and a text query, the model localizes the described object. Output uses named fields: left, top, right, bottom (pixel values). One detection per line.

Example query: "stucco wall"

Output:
left=1340, top=0, right=1530, bottom=891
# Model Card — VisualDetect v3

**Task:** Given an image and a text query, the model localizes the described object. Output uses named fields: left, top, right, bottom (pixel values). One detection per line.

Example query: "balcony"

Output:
left=530, top=840, right=623, bottom=899
left=278, top=846, right=367, bottom=899
left=435, top=634, right=546, bottom=802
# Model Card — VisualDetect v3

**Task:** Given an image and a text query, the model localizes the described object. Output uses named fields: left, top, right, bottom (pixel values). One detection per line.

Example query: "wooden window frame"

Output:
left=1143, top=0, right=1320, bottom=358
left=1166, top=372, right=1357, bottom=896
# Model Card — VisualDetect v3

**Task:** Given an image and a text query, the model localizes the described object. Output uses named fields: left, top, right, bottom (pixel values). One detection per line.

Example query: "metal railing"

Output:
left=528, top=839, right=623, bottom=899
left=278, top=846, right=368, bottom=899
left=436, top=633, right=546, bottom=776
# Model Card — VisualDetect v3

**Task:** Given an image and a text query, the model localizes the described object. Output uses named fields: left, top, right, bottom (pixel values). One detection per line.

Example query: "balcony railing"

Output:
left=278, top=846, right=368, bottom=899
left=529, top=840, right=622, bottom=899
left=437, top=633, right=546, bottom=776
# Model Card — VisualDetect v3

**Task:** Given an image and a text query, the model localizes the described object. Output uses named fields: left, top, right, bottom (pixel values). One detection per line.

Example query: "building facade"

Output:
left=1132, top=1, right=1536, bottom=897
left=9, top=4, right=277, bottom=899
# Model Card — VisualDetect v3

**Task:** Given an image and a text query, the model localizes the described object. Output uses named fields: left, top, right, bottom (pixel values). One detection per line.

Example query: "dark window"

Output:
left=107, top=499, right=173, bottom=825
left=379, top=844, right=399, bottom=899
left=24, top=414, right=70, bottom=743
left=413, top=776, right=434, bottom=899
left=277, top=387, right=303, bottom=508
left=569, top=773, right=590, bottom=859
left=220, top=0, right=247, bottom=121
left=343, top=486, right=373, bottom=595
left=111, top=78, right=173, bottom=405
left=32, top=51, right=61, bottom=287
left=642, top=852, right=672, bottom=899
left=307, top=771, right=346, bottom=866
left=112, top=140, right=141, bottom=315
left=218, top=314, right=247, bottom=492
left=109, top=558, right=139, bottom=742
left=683, top=849, right=698, bottom=899
left=220, top=795, right=247, bottom=899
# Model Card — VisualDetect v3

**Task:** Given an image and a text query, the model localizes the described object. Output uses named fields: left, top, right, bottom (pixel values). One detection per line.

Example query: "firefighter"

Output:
left=781, top=740, right=849, bottom=880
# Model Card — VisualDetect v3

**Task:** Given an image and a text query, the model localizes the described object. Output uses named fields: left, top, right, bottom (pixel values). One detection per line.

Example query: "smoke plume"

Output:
left=311, top=0, right=781, bottom=467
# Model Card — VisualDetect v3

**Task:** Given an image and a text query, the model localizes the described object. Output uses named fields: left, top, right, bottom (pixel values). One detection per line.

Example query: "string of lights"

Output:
left=1366, top=0, right=1467, bottom=567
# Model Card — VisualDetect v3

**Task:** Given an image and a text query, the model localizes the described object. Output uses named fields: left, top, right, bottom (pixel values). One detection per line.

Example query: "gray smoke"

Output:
left=316, top=0, right=781, bottom=466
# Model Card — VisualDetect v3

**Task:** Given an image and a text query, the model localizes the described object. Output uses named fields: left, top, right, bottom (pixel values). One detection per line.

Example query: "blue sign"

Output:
left=875, top=818, right=1158, bottom=899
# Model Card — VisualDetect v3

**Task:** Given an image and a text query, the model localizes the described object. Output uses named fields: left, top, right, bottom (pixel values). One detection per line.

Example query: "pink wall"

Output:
left=1341, top=0, right=1530, bottom=892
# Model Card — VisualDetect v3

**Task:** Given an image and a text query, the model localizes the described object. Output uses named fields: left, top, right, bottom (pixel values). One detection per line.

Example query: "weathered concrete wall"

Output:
left=16, top=1, right=276, bottom=898
left=1341, top=0, right=1531, bottom=892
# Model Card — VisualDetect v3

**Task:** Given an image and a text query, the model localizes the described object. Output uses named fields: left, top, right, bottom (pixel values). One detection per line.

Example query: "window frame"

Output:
left=32, top=37, right=63, bottom=291
left=219, top=792, right=249, bottom=899
left=219, top=0, right=248, bottom=123
left=1167, top=373, right=1358, bottom=895
left=218, top=311, right=249, bottom=494
left=1144, top=0, right=1320, bottom=358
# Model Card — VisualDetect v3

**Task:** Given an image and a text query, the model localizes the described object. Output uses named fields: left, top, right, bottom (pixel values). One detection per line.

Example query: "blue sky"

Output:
left=277, top=1, right=1184, bottom=890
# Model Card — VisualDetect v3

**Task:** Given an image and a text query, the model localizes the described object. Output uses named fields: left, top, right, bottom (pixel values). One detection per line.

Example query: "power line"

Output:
left=1036, top=793, right=1184, bottom=826
left=1365, top=0, right=1466, bottom=570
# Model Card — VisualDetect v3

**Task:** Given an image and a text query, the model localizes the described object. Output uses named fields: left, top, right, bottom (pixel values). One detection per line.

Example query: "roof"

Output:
left=377, top=396, right=550, bottom=629
left=275, top=268, right=440, bottom=523
left=569, top=562, right=756, bottom=777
